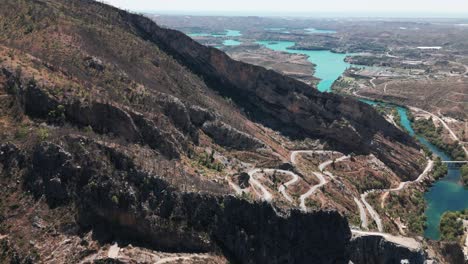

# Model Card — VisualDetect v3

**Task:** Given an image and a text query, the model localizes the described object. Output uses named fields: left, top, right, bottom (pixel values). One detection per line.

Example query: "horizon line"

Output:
left=136, top=10, right=468, bottom=19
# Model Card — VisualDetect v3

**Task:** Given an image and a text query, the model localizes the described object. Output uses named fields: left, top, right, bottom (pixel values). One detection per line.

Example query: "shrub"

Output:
left=111, top=195, right=119, bottom=205
left=14, top=126, right=29, bottom=139
left=413, top=118, right=466, bottom=161
left=37, top=127, right=49, bottom=141
left=461, top=164, right=468, bottom=187
left=440, top=210, right=466, bottom=241
left=432, top=157, right=448, bottom=180
left=47, top=104, right=66, bottom=124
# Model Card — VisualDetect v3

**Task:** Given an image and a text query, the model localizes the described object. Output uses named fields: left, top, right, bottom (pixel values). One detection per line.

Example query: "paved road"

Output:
left=227, top=177, right=243, bottom=195
left=354, top=197, right=368, bottom=229
left=411, top=106, right=468, bottom=156
left=318, top=155, right=350, bottom=172
left=299, top=172, right=326, bottom=211
left=230, top=147, right=428, bottom=250
left=247, top=169, right=273, bottom=202
left=363, top=159, right=434, bottom=231
left=277, top=170, right=299, bottom=203
left=361, top=191, right=384, bottom=232
left=290, top=150, right=334, bottom=165
left=243, top=151, right=433, bottom=233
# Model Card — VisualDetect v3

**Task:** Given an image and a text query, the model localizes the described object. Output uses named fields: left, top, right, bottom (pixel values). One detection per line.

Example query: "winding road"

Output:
left=361, top=158, right=434, bottom=232
left=361, top=191, right=384, bottom=232
left=291, top=150, right=343, bottom=211
left=299, top=172, right=326, bottom=211
left=247, top=169, right=273, bottom=202
left=354, top=197, right=368, bottom=229
left=380, top=159, right=434, bottom=208
left=278, top=171, right=299, bottom=203
left=247, top=150, right=336, bottom=205
left=231, top=148, right=432, bottom=250
left=410, top=107, right=468, bottom=156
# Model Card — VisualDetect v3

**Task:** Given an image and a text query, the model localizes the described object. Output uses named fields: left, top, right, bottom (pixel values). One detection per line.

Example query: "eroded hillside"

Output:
left=0, top=0, right=435, bottom=263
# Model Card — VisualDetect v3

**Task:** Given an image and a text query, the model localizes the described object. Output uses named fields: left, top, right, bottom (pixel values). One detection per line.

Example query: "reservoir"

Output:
left=188, top=30, right=242, bottom=46
left=256, top=41, right=351, bottom=92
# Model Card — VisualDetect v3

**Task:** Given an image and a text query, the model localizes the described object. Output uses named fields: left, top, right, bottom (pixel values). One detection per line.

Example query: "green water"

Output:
left=188, top=30, right=242, bottom=46
left=360, top=101, right=468, bottom=240
left=223, top=40, right=241, bottom=46
left=257, top=39, right=466, bottom=239
left=256, top=41, right=351, bottom=92
left=188, top=29, right=242, bottom=38
left=305, top=28, right=336, bottom=34
left=225, top=30, right=242, bottom=37
left=187, top=32, right=211, bottom=37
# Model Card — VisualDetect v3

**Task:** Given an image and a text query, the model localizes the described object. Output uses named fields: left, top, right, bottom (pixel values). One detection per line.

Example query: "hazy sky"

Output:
left=103, top=0, right=468, bottom=15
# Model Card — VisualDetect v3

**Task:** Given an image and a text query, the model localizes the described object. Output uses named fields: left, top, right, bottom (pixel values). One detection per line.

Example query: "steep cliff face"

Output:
left=348, top=235, right=425, bottom=264
left=121, top=13, right=423, bottom=180
left=5, top=138, right=351, bottom=264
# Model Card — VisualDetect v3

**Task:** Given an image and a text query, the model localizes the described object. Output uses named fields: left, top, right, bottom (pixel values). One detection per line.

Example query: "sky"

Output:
left=102, top=0, right=468, bottom=17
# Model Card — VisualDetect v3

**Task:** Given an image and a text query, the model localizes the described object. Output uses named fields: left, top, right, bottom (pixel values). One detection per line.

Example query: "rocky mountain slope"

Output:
left=0, top=0, right=430, bottom=263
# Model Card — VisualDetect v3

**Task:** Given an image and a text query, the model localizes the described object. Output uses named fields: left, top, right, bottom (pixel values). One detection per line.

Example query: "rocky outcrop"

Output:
left=129, top=112, right=186, bottom=159
left=18, top=138, right=351, bottom=264
left=156, top=94, right=195, bottom=136
left=0, top=143, right=24, bottom=174
left=348, top=235, right=425, bottom=264
left=440, top=243, right=465, bottom=264
left=66, top=100, right=141, bottom=142
left=236, top=172, right=250, bottom=188
left=0, top=238, right=34, bottom=264
left=202, top=121, right=265, bottom=150
left=25, top=142, right=77, bottom=207
left=3, top=73, right=186, bottom=159
left=188, top=105, right=216, bottom=127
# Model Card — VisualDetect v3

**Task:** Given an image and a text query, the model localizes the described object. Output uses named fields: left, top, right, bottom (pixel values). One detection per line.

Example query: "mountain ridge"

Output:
left=0, top=0, right=432, bottom=263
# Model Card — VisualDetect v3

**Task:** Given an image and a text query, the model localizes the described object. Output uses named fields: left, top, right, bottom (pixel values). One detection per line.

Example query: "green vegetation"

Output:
left=37, top=127, right=49, bottom=141
left=413, top=118, right=466, bottom=161
left=14, top=126, right=29, bottom=140
left=392, top=108, right=402, bottom=128
left=461, top=164, right=468, bottom=187
left=196, top=150, right=224, bottom=172
left=305, top=199, right=320, bottom=210
left=386, top=190, right=427, bottom=235
left=439, top=209, right=467, bottom=241
left=432, top=157, right=448, bottom=180
left=407, top=191, right=427, bottom=234
left=47, top=104, right=66, bottom=124
left=355, top=172, right=388, bottom=193
left=406, top=110, right=415, bottom=122
left=111, top=195, right=119, bottom=205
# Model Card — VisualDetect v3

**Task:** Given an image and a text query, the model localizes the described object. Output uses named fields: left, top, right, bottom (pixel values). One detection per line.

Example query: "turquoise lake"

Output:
left=188, top=30, right=242, bottom=46
left=305, top=28, right=336, bottom=34
left=258, top=40, right=467, bottom=240
left=223, top=40, right=241, bottom=46
left=188, top=29, right=242, bottom=38
left=256, top=41, right=352, bottom=92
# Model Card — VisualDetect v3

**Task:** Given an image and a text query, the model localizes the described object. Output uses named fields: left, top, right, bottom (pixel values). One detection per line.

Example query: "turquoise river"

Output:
left=258, top=40, right=468, bottom=240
